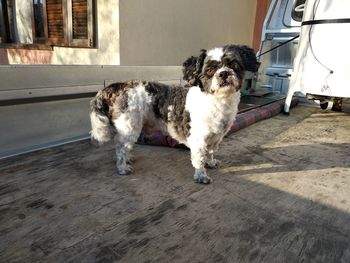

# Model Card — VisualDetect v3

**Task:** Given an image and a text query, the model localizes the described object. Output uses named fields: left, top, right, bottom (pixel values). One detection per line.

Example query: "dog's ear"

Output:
left=236, top=45, right=260, bottom=72
left=182, top=49, right=207, bottom=86
left=223, top=45, right=260, bottom=73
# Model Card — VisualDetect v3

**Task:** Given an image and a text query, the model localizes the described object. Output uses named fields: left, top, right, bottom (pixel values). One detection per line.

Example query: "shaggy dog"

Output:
left=90, top=45, right=259, bottom=184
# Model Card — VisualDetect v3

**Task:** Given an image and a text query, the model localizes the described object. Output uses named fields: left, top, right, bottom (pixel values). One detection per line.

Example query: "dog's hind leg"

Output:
left=113, top=113, right=143, bottom=175
left=205, top=140, right=222, bottom=169
left=115, top=138, right=134, bottom=175
left=205, top=150, right=221, bottom=169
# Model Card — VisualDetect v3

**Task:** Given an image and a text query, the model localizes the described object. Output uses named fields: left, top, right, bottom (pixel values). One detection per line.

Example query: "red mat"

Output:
left=137, top=97, right=299, bottom=148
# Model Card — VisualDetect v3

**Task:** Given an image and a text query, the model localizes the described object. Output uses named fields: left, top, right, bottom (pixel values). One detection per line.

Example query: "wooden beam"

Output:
left=252, top=0, right=271, bottom=52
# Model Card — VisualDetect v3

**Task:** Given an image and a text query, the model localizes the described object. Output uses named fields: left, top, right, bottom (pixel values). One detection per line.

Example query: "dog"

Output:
left=90, top=45, right=259, bottom=184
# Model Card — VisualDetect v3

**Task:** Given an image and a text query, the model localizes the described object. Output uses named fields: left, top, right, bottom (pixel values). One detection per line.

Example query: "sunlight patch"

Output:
left=220, top=163, right=283, bottom=173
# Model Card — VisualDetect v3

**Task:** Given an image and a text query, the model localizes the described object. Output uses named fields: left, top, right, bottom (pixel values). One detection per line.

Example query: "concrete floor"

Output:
left=0, top=105, right=349, bottom=262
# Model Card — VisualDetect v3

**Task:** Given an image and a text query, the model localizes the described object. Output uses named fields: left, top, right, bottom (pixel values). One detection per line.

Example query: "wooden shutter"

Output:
left=46, top=0, right=66, bottom=45
left=70, top=0, right=93, bottom=47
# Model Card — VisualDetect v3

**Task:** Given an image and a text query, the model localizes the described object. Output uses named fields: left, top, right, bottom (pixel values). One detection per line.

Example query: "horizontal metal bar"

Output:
left=0, top=84, right=102, bottom=101
left=302, top=18, right=350, bottom=26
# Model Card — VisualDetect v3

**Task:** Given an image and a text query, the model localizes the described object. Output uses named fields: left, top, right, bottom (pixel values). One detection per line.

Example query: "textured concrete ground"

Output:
left=0, top=105, right=349, bottom=262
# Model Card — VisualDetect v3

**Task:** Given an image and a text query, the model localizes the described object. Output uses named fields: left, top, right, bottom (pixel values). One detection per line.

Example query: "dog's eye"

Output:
left=205, top=61, right=221, bottom=77
left=206, top=67, right=216, bottom=76
left=229, top=61, right=242, bottom=71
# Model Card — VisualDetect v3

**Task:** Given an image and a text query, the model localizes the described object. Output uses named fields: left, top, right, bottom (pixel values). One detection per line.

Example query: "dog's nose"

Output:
left=219, top=71, right=230, bottom=80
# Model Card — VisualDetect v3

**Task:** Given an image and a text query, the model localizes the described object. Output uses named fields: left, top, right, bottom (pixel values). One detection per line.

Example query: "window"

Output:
left=0, top=0, right=16, bottom=43
left=0, top=1, right=7, bottom=43
left=33, top=0, right=46, bottom=40
left=0, top=0, right=94, bottom=47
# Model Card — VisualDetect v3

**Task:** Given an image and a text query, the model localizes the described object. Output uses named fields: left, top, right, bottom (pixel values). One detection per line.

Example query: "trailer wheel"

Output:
left=320, top=102, right=328, bottom=110
left=332, top=97, right=342, bottom=112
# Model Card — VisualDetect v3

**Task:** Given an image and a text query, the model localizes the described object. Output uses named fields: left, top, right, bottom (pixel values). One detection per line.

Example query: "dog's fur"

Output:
left=90, top=45, right=259, bottom=184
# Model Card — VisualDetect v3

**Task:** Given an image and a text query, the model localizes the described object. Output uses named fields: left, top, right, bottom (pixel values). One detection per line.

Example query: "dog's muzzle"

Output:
left=216, top=69, right=234, bottom=87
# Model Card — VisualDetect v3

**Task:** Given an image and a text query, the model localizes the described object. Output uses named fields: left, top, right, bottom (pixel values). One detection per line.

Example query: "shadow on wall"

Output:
left=119, top=0, right=256, bottom=65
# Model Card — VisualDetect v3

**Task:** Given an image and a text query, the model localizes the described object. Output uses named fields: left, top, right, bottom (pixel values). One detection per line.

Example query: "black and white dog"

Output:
left=90, top=45, right=259, bottom=184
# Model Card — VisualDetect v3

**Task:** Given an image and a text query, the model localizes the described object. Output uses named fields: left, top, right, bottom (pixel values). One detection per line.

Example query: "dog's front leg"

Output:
left=190, top=146, right=212, bottom=184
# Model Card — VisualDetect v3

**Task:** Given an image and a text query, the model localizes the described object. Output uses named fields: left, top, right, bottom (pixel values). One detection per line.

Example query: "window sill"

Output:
left=0, top=43, right=54, bottom=51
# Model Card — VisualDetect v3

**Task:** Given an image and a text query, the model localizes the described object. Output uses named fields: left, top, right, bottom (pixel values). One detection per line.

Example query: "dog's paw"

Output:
left=193, top=169, right=212, bottom=184
left=117, top=165, right=133, bottom=175
left=205, top=158, right=220, bottom=169
left=194, top=174, right=212, bottom=184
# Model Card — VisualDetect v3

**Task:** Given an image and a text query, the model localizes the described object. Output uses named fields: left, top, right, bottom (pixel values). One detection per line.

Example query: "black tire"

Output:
left=320, top=102, right=328, bottom=110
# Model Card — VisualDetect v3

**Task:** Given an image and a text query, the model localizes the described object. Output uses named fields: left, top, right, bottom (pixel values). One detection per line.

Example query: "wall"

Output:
left=120, top=0, right=257, bottom=66
left=1, top=0, right=258, bottom=66
left=252, top=0, right=272, bottom=51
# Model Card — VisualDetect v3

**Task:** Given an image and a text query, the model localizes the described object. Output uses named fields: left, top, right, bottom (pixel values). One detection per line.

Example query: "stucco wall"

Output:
left=120, top=0, right=257, bottom=66
left=2, top=0, right=257, bottom=66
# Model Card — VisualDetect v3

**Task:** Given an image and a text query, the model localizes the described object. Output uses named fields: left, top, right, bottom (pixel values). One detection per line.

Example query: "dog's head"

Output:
left=182, top=45, right=260, bottom=96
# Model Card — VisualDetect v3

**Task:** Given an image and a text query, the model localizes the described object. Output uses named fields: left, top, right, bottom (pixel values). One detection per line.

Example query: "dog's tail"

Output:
left=90, top=90, right=114, bottom=145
